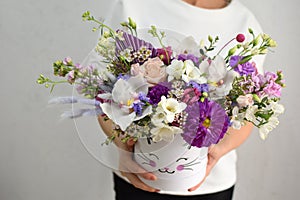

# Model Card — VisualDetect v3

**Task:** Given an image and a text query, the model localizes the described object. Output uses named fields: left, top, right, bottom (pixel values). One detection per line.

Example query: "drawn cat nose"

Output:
left=164, top=167, right=169, bottom=170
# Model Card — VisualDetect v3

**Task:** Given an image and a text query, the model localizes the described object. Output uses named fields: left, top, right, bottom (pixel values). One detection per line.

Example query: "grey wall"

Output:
left=0, top=0, right=298, bottom=200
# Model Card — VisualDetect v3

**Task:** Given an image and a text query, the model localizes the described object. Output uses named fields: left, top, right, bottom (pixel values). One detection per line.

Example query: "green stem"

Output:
left=216, top=38, right=235, bottom=55
left=91, top=19, right=116, bottom=37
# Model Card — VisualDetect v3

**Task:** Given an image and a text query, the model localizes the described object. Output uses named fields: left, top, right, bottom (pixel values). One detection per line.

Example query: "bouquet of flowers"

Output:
left=37, top=11, right=285, bottom=190
left=37, top=12, right=285, bottom=190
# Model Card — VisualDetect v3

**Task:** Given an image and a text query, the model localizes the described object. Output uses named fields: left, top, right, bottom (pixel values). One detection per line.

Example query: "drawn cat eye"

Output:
left=176, top=157, right=202, bottom=171
left=137, top=151, right=159, bottom=168
left=176, top=157, right=188, bottom=162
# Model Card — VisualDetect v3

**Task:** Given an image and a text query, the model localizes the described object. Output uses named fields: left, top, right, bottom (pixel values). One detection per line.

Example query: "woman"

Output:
left=87, top=0, right=265, bottom=199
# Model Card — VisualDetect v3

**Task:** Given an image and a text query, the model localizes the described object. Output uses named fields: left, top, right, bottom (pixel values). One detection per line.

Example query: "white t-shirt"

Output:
left=86, top=0, right=265, bottom=196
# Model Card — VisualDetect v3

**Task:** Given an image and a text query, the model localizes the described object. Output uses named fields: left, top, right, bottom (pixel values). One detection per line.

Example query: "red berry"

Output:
left=236, top=34, right=245, bottom=43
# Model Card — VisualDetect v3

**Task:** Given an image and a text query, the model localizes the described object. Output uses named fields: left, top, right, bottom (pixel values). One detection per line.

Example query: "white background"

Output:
left=0, top=0, right=298, bottom=199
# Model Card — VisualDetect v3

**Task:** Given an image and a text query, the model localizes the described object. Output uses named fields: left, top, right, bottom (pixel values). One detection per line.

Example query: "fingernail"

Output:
left=150, top=176, right=157, bottom=180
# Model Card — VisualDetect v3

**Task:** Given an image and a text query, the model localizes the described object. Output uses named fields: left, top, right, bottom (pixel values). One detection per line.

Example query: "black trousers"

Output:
left=113, top=173, right=234, bottom=200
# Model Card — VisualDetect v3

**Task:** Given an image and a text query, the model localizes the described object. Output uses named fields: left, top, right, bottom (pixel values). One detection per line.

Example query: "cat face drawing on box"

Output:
left=135, top=149, right=206, bottom=177
left=133, top=135, right=208, bottom=179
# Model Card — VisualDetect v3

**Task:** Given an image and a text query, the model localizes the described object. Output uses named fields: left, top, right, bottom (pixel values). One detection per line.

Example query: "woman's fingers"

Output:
left=120, top=156, right=157, bottom=180
left=188, top=177, right=206, bottom=192
left=121, top=172, right=159, bottom=192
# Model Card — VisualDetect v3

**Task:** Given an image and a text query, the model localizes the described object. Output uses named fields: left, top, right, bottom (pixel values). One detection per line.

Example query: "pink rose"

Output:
left=131, top=57, right=167, bottom=86
left=143, top=57, right=167, bottom=86
left=130, top=63, right=144, bottom=76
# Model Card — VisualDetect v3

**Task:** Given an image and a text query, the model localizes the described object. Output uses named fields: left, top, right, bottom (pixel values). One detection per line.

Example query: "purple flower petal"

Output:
left=182, top=99, right=229, bottom=147
left=115, top=31, right=156, bottom=57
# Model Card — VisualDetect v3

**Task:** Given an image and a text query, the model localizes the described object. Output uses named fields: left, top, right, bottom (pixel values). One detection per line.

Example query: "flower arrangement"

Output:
left=37, top=11, right=285, bottom=149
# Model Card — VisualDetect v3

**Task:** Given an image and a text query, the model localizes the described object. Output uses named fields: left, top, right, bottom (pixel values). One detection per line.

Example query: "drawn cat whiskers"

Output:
left=136, top=150, right=159, bottom=168
left=176, top=157, right=202, bottom=171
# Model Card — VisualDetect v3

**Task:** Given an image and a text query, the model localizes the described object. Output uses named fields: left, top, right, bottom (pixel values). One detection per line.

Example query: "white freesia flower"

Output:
left=268, top=101, right=285, bottom=115
left=199, top=55, right=238, bottom=98
left=151, top=123, right=183, bottom=142
left=237, top=94, right=254, bottom=107
left=159, top=96, right=187, bottom=123
left=166, top=59, right=185, bottom=81
left=100, top=75, right=152, bottom=131
left=231, top=106, right=245, bottom=130
left=182, top=60, right=204, bottom=84
left=245, top=105, right=259, bottom=122
left=259, top=116, right=280, bottom=140
left=151, top=107, right=167, bottom=125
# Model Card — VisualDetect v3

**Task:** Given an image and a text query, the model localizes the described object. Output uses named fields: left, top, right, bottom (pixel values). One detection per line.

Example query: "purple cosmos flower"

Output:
left=147, top=83, right=170, bottom=105
left=178, top=54, right=200, bottom=66
left=182, top=99, right=229, bottom=148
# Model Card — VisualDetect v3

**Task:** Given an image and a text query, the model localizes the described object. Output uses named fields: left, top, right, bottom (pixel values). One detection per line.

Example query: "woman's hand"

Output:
left=98, top=115, right=159, bottom=192
left=117, top=139, right=160, bottom=192
left=188, top=122, right=254, bottom=192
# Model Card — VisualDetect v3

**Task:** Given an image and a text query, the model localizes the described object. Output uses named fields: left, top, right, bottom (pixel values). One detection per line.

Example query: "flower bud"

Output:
left=103, top=31, right=110, bottom=38
left=128, top=17, right=137, bottom=29
left=202, top=92, right=208, bottom=98
left=228, top=46, right=237, bottom=56
left=248, top=28, right=254, bottom=34
left=253, top=35, right=261, bottom=46
left=261, top=33, right=270, bottom=40
left=120, top=22, right=128, bottom=27
left=252, top=94, right=261, bottom=103
left=251, top=48, right=259, bottom=55
left=236, top=34, right=245, bottom=43
left=268, top=39, right=277, bottom=47
left=260, top=48, right=268, bottom=54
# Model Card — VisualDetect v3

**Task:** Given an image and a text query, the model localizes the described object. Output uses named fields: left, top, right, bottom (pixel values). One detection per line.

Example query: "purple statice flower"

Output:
left=132, top=102, right=144, bottom=116
left=138, top=92, right=150, bottom=102
left=117, top=74, right=130, bottom=80
left=182, top=99, right=229, bottom=148
left=188, top=81, right=209, bottom=93
left=178, top=54, right=200, bottom=66
left=147, top=83, right=170, bottom=105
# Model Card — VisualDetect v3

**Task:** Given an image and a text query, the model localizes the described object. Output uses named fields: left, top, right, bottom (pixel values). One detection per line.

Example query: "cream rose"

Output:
left=131, top=57, right=167, bottom=86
